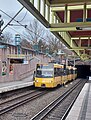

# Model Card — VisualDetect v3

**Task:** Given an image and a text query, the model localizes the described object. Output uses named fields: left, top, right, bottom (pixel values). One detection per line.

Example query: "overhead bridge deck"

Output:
left=18, top=0, right=91, bottom=61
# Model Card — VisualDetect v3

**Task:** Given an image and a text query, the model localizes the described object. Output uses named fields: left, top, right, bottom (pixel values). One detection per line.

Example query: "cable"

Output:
left=0, top=8, right=65, bottom=54
left=0, top=9, right=46, bottom=42
left=8, top=26, right=32, bottom=43
left=0, top=7, right=24, bottom=32
left=18, top=11, right=27, bottom=22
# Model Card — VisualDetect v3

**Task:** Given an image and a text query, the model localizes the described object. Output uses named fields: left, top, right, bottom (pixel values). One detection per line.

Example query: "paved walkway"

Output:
left=0, top=75, right=33, bottom=93
left=66, top=80, right=91, bottom=120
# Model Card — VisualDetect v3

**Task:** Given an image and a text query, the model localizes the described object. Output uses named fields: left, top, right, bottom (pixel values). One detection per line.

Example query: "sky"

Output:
left=0, top=0, right=35, bottom=37
left=0, top=0, right=55, bottom=45
left=0, top=0, right=68, bottom=53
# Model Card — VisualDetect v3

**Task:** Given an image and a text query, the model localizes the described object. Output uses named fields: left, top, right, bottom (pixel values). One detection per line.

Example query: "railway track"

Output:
left=30, top=79, right=87, bottom=120
left=0, top=88, right=48, bottom=115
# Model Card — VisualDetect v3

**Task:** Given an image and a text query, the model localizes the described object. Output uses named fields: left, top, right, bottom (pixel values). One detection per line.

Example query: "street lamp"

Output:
left=15, top=34, right=21, bottom=54
left=46, top=47, right=49, bottom=54
left=57, top=50, right=66, bottom=64
left=41, top=45, right=43, bottom=53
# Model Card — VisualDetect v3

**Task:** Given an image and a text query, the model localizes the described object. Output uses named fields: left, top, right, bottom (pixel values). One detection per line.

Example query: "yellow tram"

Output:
left=34, top=63, right=77, bottom=88
left=73, top=67, right=77, bottom=80
left=66, top=66, right=77, bottom=81
left=66, top=66, right=73, bottom=81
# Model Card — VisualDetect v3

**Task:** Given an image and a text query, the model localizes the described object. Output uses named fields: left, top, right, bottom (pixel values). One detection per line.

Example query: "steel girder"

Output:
left=17, top=0, right=90, bottom=61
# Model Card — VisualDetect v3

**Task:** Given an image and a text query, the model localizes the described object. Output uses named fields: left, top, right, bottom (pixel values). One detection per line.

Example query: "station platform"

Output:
left=0, top=75, right=33, bottom=94
left=66, top=80, right=91, bottom=120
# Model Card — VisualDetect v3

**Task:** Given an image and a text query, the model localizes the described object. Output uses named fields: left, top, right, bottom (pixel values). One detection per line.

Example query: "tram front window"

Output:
left=36, top=65, right=53, bottom=78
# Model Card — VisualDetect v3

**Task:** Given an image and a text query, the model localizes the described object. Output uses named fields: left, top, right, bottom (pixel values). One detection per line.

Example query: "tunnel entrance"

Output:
left=76, top=65, right=91, bottom=79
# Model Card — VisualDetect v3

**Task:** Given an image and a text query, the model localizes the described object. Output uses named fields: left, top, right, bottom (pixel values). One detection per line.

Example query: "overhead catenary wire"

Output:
left=0, top=9, right=48, bottom=42
left=1, top=7, right=24, bottom=32
left=17, top=11, right=27, bottom=22
left=0, top=8, right=67, bottom=55
left=8, top=26, right=32, bottom=43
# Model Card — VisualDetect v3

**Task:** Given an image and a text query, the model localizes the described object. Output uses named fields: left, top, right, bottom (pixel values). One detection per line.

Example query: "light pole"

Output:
left=57, top=50, right=66, bottom=64
left=15, top=34, right=21, bottom=54
left=46, top=47, right=49, bottom=54
left=41, top=45, right=43, bottom=53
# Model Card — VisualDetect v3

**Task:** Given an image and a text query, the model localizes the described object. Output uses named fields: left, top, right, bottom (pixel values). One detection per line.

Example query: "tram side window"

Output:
left=36, top=70, right=42, bottom=77
left=63, top=69, right=66, bottom=76
left=60, top=68, right=64, bottom=76
left=68, top=69, right=71, bottom=74
left=54, top=68, right=61, bottom=77
left=66, top=69, right=69, bottom=75
left=76, top=69, right=77, bottom=74
left=71, top=69, right=73, bottom=74
left=54, top=68, right=57, bottom=77
left=54, top=68, right=58, bottom=77
left=57, top=68, right=61, bottom=76
left=73, top=70, right=75, bottom=74
left=36, top=65, right=42, bottom=77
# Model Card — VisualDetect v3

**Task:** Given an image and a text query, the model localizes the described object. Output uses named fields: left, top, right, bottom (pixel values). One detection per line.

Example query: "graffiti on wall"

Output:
left=2, top=61, right=7, bottom=76
left=9, top=64, right=13, bottom=74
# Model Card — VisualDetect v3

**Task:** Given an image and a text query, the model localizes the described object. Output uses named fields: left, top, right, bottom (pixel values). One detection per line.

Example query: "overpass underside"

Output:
left=18, top=0, right=91, bottom=61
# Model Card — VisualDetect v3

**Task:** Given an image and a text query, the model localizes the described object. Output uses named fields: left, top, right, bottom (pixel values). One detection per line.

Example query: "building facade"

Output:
left=0, top=41, right=52, bottom=83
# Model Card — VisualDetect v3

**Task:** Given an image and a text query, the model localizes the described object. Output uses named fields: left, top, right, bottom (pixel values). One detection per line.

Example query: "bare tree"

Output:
left=38, top=39, right=48, bottom=53
left=45, top=32, right=60, bottom=55
left=24, top=19, right=72, bottom=56
left=25, top=18, right=45, bottom=44
left=45, top=30, right=73, bottom=56
left=20, top=38, right=32, bottom=49
left=2, top=32, right=13, bottom=43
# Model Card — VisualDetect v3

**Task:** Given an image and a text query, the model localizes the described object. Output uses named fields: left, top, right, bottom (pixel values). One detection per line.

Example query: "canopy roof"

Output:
left=18, top=0, right=91, bottom=61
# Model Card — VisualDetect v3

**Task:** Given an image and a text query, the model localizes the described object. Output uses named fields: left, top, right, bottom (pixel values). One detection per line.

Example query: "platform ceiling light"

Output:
left=71, top=37, right=89, bottom=40
left=86, top=48, right=91, bottom=50
left=76, top=27, right=91, bottom=30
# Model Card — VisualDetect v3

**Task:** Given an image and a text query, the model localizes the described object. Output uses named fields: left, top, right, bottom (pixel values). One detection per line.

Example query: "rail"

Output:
left=30, top=79, right=87, bottom=120
left=0, top=88, right=48, bottom=115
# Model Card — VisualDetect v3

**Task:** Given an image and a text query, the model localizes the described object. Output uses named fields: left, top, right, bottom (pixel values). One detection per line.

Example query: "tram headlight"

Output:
left=49, top=80, right=52, bottom=83
left=35, top=80, right=38, bottom=82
